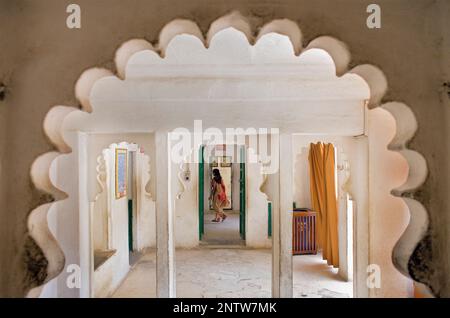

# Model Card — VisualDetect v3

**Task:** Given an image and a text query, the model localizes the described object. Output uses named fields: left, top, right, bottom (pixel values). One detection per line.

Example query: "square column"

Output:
left=155, top=131, right=176, bottom=297
left=272, top=133, right=293, bottom=298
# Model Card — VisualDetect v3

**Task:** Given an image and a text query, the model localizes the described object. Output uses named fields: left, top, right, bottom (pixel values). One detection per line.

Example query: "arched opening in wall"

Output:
left=30, top=13, right=428, bottom=298
left=38, top=136, right=157, bottom=298
left=90, top=141, right=156, bottom=298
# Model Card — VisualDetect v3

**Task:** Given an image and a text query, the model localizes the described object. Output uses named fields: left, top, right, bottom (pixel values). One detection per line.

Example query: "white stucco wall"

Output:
left=173, top=160, right=199, bottom=248
left=135, top=150, right=156, bottom=250
left=246, top=161, right=271, bottom=248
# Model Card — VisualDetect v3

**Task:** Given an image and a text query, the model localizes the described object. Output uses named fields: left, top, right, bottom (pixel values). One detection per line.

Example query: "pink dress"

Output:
left=211, top=179, right=229, bottom=213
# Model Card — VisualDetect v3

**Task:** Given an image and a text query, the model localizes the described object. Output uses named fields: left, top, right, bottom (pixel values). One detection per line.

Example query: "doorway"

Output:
left=291, top=136, right=361, bottom=298
left=198, top=144, right=246, bottom=246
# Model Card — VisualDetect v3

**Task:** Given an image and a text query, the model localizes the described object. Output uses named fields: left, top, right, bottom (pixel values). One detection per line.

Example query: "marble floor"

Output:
left=113, top=208, right=351, bottom=298
left=202, top=211, right=244, bottom=246
left=112, top=249, right=352, bottom=298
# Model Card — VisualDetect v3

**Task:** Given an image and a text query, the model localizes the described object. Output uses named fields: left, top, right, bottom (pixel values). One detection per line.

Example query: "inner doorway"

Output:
left=291, top=135, right=361, bottom=298
left=198, top=144, right=246, bottom=246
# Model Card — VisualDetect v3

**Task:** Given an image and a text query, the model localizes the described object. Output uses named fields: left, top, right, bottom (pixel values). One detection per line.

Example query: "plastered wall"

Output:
left=0, top=0, right=449, bottom=297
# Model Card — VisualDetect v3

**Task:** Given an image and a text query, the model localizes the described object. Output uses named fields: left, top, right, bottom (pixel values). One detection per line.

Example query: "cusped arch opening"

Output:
left=28, top=12, right=429, bottom=298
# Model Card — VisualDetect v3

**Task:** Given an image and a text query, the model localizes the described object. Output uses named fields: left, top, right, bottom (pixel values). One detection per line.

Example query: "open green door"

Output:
left=198, top=145, right=205, bottom=240
left=239, top=145, right=246, bottom=240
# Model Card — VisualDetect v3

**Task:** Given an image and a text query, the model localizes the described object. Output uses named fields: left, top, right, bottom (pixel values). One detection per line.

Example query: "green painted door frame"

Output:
left=268, top=201, right=272, bottom=237
left=198, top=145, right=205, bottom=240
left=128, top=199, right=133, bottom=252
left=239, top=145, right=246, bottom=240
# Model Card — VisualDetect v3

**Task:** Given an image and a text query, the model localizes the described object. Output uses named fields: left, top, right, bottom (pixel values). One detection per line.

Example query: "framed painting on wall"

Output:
left=115, top=148, right=127, bottom=199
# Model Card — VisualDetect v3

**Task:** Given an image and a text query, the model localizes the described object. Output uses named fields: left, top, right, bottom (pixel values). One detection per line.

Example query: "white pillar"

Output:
left=352, top=135, right=369, bottom=298
left=271, top=168, right=281, bottom=297
left=78, top=132, right=90, bottom=298
left=155, top=131, right=176, bottom=297
left=272, top=133, right=293, bottom=298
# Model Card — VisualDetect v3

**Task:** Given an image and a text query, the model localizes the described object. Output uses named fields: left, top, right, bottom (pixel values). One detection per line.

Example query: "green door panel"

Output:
left=198, top=145, right=205, bottom=240
left=128, top=199, right=133, bottom=252
left=239, top=145, right=246, bottom=240
left=268, top=201, right=272, bottom=237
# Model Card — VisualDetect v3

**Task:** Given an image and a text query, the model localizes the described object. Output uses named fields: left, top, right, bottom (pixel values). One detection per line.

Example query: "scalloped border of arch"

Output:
left=27, top=12, right=429, bottom=297
left=27, top=152, right=67, bottom=296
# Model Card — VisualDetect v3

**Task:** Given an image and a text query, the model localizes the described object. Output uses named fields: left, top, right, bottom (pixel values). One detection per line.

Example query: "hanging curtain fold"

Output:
left=308, top=142, right=339, bottom=268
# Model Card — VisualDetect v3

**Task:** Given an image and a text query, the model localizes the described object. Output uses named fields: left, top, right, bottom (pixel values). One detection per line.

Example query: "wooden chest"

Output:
left=292, top=210, right=318, bottom=255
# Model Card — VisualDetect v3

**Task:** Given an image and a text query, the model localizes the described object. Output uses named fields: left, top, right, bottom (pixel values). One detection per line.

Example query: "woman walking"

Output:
left=210, top=168, right=230, bottom=222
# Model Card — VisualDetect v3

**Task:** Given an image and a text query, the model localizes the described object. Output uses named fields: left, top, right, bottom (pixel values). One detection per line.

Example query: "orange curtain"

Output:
left=308, top=142, right=339, bottom=268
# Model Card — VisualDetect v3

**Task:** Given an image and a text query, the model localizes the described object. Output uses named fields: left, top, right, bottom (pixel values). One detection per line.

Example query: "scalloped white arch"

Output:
left=28, top=12, right=429, bottom=298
